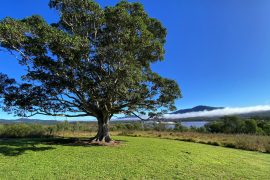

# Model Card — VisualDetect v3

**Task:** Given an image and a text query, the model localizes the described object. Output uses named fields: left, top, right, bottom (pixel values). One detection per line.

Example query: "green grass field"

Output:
left=0, top=136, right=269, bottom=179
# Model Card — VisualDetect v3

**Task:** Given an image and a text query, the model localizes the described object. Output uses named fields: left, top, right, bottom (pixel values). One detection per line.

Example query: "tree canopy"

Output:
left=0, top=0, right=181, bottom=142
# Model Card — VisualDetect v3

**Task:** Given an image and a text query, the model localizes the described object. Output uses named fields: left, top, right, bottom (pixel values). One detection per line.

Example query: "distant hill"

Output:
left=0, top=118, right=97, bottom=125
left=117, top=115, right=137, bottom=119
left=172, top=105, right=224, bottom=114
left=0, top=118, right=59, bottom=125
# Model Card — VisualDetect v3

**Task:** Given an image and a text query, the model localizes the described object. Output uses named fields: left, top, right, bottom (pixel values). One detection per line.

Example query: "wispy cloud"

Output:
left=163, top=105, right=270, bottom=119
left=116, top=105, right=270, bottom=120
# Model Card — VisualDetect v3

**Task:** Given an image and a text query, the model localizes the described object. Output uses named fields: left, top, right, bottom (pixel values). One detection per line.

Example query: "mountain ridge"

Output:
left=172, top=105, right=224, bottom=114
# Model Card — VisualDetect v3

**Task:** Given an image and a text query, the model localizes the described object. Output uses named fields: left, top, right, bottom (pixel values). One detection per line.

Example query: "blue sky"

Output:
left=1, top=0, right=270, bottom=120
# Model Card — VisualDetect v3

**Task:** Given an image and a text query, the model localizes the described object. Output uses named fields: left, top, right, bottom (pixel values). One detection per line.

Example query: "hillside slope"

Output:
left=172, top=105, right=224, bottom=114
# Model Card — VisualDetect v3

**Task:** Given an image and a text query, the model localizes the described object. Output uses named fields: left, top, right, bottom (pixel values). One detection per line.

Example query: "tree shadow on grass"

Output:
left=0, top=137, right=127, bottom=156
left=0, top=146, right=55, bottom=156
left=42, top=137, right=127, bottom=147
left=0, top=138, right=55, bottom=156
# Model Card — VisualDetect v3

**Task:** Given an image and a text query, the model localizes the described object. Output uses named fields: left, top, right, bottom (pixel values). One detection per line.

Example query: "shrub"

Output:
left=0, top=123, right=48, bottom=138
left=256, top=127, right=265, bottom=135
left=205, top=121, right=224, bottom=133
left=222, top=116, right=244, bottom=134
left=196, top=127, right=207, bottom=133
left=243, top=119, right=257, bottom=134
left=0, top=125, right=4, bottom=135
left=47, top=126, right=57, bottom=136
left=264, top=142, right=270, bottom=153
left=174, top=122, right=185, bottom=131
left=235, top=136, right=261, bottom=151
left=118, top=130, right=134, bottom=136
left=262, top=123, right=270, bottom=135
left=28, top=124, right=47, bottom=137
left=153, top=123, right=166, bottom=131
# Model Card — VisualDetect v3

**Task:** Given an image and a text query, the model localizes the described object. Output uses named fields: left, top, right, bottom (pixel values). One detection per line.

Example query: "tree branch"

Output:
left=128, top=111, right=151, bottom=122
left=28, top=111, right=91, bottom=118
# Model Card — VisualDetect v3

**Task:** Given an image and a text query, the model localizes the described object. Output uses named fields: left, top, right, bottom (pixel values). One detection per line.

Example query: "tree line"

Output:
left=205, top=116, right=270, bottom=135
left=1, top=116, right=270, bottom=138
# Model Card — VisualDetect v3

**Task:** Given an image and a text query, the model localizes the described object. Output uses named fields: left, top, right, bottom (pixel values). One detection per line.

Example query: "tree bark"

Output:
left=91, top=117, right=112, bottom=143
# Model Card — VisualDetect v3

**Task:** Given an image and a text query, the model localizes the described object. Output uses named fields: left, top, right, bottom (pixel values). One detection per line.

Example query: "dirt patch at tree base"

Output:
left=42, top=138, right=123, bottom=147
left=88, top=140, right=121, bottom=146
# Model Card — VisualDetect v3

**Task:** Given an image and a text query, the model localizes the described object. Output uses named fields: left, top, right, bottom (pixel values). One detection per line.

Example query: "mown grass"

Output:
left=55, top=130, right=270, bottom=153
left=115, top=130, right=270, bottom=153
left=0, top=136, right=269, bottom=179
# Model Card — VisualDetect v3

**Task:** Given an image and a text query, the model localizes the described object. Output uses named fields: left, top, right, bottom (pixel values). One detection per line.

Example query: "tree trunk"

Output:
left=91, top=117, right=112, bottom=143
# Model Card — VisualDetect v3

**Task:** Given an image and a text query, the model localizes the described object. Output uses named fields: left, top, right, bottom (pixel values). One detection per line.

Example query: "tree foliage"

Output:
left=0, top=0, right=181, bottom=141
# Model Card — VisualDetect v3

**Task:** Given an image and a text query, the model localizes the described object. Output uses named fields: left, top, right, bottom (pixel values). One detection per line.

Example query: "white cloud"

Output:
left=116, top=105, right=270, bottom=120
left=163, top=105, right=270, bottom=119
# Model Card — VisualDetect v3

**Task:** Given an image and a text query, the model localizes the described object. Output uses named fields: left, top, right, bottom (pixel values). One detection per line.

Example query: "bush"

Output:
left=47, top=126, right=57, bottom=136
left=133, top=122, right=143, bottom=130
left=262, top=123, right=270, bottom=135
left=153, top=123, right=166, bottom=131
left=0, top=123, right=48, bottom=138
left=205, top=121, right=224, bottom=133
left=222, top=116, right=244, bottom=133
left=118, top=130, right=134, bottom=136
left=243, top=119, right=257, bottom=134
left=256, top=127, right=265, bottom=135
left=0, top=125, right=4, bottom=134
left=195, top=126, right=207, bottom=133
left=264, top=142, right=270, bottom=153
left=235, top=136, right=261, bottom=151
left=174, top=122, right=185, bottom=132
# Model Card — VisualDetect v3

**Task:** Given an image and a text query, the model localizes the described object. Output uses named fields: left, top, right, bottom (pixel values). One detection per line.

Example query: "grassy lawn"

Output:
left=0, top=136, right=269, bottom=179
left=115, top=131, right=270, bottom=152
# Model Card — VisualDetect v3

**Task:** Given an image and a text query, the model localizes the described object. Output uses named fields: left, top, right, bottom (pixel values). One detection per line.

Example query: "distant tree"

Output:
left=0, top=0, right=181, bottom=142
left=263, top=123, right=270, bottom=135
left=72, top=121, right=82, bottom=132
left=243, top=119, right=257, bottom=134
left=221, top=116, right=244, bottom=134
left=205, top=116, right=262, bottom=134
left=205, top=121, right=224, bottom=133
left=257, top=120, right=270, bottom=135
left=154, top=122, right=166, bottom=131
left=174, top=122, right=180, bottom=130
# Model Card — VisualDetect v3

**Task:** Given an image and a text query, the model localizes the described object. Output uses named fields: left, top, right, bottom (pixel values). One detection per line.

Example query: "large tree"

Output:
left=0, top=0, right=181, bottom=142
